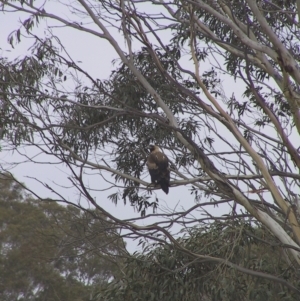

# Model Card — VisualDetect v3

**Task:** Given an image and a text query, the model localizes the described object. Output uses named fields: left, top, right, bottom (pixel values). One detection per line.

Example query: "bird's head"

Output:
left=149, top=145, right=159, bottom=152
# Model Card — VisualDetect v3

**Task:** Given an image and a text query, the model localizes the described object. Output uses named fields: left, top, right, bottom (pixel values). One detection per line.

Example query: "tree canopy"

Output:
left=0, top=173, right=127, bottom=301
left=98, top=222, right=300, bottom=301
left=1, top=0, right=300, bottom=298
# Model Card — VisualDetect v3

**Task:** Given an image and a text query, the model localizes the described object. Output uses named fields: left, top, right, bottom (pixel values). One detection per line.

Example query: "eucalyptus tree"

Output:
left=1, top=0, right=300, bottom=294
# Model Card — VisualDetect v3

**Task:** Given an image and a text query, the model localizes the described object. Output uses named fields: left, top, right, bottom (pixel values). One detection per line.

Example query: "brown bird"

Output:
left=147, top=145, right=170, bottom=194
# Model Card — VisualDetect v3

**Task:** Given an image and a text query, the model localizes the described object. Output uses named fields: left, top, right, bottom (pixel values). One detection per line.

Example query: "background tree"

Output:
left=97, top=222, right=300, bottom=301
left=0, top=173, right=127, bottom=301
left=1, top=0, right=300, bottom=296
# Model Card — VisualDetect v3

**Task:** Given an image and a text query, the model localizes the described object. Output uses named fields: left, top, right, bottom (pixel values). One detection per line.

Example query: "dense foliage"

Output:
left=98, top=222, right=300, bottom=301
left=0, top=174, right=126, bottom=301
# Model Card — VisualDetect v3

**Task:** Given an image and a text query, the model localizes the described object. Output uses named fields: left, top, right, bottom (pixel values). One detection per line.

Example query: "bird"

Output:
left=147, top=145, right=170, bottom=194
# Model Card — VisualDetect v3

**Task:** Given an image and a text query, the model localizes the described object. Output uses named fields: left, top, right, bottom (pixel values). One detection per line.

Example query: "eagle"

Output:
left=147, top=145, right=170, bottom=194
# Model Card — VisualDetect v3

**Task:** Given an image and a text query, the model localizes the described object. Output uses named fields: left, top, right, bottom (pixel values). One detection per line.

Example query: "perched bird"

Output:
left=147, top=145, right=170, bottom=194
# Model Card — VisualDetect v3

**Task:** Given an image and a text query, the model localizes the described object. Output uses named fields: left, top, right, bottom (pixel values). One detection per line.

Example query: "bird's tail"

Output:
left=160, top=179, right=169, bottom=194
